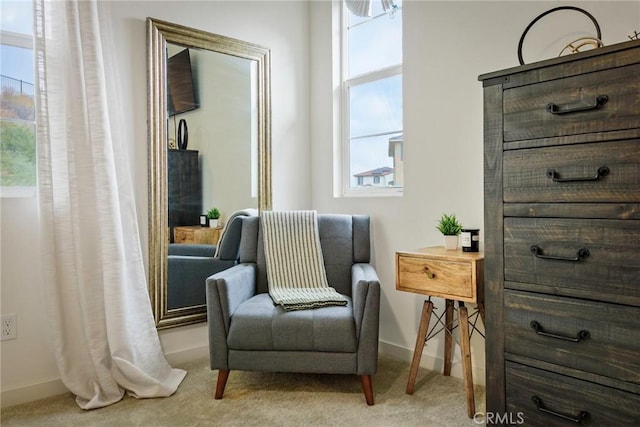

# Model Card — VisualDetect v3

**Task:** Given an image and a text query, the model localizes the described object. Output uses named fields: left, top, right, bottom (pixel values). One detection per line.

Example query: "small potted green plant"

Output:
left=206, top=207, right=221, bottom=228
left=436, top=213, right=463, bottom=250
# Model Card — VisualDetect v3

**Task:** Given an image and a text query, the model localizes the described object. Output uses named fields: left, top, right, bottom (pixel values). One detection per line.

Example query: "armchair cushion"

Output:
left=227, top=293, right=357, bottom=352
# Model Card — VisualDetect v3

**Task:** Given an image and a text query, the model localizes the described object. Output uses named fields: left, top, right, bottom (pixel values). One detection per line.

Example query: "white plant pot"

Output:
left=209, top=218, right=219, bottom=228
left=443, top=235, right=458, bottom=250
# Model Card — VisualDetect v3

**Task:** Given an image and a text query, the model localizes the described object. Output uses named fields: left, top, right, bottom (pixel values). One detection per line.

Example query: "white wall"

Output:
left=2, top=0, right=638, bottom=407
left=309, top=0, right=639, bottom=382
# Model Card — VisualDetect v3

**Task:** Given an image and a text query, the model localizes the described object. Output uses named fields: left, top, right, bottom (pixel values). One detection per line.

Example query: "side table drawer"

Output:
left=506, top=362, right=640, bottom=426
left=396, top=254, right=475, bottom=301
left=504, top=290, right=640, bottom=385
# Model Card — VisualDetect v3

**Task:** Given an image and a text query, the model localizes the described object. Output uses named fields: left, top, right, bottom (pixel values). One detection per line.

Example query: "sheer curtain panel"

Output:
left=34, top=0, right=186, bottom=409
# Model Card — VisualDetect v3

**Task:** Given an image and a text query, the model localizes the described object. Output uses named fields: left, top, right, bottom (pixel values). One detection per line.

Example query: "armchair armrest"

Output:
left=207, top=264, right=256, bottom=330
left=352, top=263, right=381, bottom=375
left=206, top=263, right=256, bottom=370
left=352, top=263, right=381, bottom=327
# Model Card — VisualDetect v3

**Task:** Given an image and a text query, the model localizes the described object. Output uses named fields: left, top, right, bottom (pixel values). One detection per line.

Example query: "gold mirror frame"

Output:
left=147, top=18, right=271, bottom=329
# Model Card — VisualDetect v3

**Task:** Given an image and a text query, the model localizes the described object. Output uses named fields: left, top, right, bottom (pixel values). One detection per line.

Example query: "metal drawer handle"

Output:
left=532, top=396, right=591, bottom=423
left=546, top=166, right=609, bottom=182
left=423, top=267, right=435, bottom=279
left=546, top=94, right=608, bottom=115
left=530, top=321, right=591, bottom=342
left=530, top=245, right=590, bottom=262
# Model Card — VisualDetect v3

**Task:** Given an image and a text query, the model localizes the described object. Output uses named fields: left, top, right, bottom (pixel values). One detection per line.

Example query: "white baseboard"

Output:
left=0, top=344, right=210, bottom=409
left=1, top=377, right=69, bottom=409
left=379, top=339, right=486, bottom=386
left=1, top=341, right=484, bottom=408
left=164, top=344, right=209, bottom=366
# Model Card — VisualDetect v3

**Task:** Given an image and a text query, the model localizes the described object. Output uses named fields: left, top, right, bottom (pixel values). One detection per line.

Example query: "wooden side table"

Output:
left=395, top=246, right=484, bottom=418
left=173, top=225, right=223, bottom=245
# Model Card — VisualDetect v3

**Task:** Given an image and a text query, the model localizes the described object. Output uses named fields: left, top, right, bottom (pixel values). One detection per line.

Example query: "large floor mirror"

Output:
left=147, top=18, right=271, bottom=329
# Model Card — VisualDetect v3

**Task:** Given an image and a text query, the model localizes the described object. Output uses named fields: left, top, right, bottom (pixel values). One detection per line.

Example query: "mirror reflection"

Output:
left=147, top=18, right=271, bottom=329
left=167, top=43, right=258, bottom=232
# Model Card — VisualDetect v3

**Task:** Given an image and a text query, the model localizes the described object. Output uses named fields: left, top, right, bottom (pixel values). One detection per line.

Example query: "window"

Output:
left=1, top=0, right=36, bottom=197
left=341, top=0, right=402, bottom=196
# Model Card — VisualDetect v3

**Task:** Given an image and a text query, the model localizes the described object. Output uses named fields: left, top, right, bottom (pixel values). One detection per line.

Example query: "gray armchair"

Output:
left=167, top=212, right=253, bottom=309
left=206, top=214, right=381, bottom=405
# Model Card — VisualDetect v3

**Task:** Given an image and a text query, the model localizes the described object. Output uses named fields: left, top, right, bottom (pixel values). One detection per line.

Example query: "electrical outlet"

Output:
left=1, top=314, right=17, bottom=341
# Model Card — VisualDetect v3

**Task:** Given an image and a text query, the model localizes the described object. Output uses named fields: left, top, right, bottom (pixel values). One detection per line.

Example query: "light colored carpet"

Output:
left=1, top=354, right=485, bottom=426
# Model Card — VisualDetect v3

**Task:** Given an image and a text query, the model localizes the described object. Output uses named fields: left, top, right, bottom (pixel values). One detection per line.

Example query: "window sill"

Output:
left=341, top=188, right=403, bottom=198
left=0, top=186, right=36, bottom=198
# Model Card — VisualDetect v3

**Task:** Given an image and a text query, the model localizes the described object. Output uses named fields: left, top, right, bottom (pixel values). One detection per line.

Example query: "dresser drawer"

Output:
left=504, top=139, right=640, bottom=203
left=395, top=253, right=476, bottom=301
left=504, top=217, right=640, bottom=305
left=503, top=63, right=640, bottom=142
left=504, top=290, right=640, bottom=385
left=506, top=362, right=640, bottom=426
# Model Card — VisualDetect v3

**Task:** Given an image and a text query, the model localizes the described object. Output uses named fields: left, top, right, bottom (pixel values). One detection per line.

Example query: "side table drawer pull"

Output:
left=530, top=245, right=590, bottom=262
left=530, top=320, right=591, bottom=342
left=546, top=94, right=608, bottom=115
left=423, top=267, right=435, bottom=279
left=546, top=165, right=609, bottom=183
left=532, top=395, right=591, bottom=423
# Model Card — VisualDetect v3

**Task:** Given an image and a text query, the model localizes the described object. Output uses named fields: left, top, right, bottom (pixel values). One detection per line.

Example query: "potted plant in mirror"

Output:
left=436, top=213, right=463, bottom=250
left=206, top=208, right=221, bottom=228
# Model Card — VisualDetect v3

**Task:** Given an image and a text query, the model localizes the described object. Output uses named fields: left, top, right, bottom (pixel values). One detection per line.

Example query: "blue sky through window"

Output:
left=345, top=1, right=403, bottom=190
left=350, top=75, right=402, bottom=138
left=1, top=0, right=32, bottom=34
left=348, top=8, right=402, bottom=77
left=1, top=44, right=33, bottom=85
left=1, top=0, right=34, bottom=84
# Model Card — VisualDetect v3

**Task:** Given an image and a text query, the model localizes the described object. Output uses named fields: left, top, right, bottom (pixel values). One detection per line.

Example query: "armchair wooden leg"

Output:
left=360, top=374, right=375, bottom=406
left=215, top=370, right=230, bottom=399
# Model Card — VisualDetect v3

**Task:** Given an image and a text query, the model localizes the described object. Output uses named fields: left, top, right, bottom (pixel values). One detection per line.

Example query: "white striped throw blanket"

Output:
left=262, top=210, right=348, bottom=311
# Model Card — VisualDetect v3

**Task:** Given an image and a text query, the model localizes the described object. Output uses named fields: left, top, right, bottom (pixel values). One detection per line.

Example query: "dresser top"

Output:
left=478, top=39, right=640, bottom=85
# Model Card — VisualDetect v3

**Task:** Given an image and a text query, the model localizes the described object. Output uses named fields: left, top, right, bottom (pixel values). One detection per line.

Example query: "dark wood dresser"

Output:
left=479, top=40, right=640, bottom=425
left=168, top=149, right=201, bottom=241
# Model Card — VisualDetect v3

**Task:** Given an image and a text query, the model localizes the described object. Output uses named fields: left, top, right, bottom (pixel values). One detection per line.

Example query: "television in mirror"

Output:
left=167, top=48, right=199, bottom=116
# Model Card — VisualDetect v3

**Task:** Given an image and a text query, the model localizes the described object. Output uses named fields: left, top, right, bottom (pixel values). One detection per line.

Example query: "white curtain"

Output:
left=34, top=0, right=186, bottom=409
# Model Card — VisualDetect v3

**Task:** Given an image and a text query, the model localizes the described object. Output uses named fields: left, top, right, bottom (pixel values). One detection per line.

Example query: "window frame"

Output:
left=0, top=27, right=37, bottom=198
left=339, top=1, right=403, bottom=198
